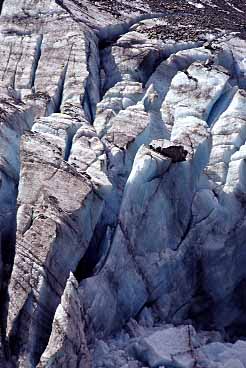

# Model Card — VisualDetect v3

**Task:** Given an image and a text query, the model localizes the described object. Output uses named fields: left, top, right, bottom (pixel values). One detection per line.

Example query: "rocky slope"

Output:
left=0, top=0, right=246, bottom=367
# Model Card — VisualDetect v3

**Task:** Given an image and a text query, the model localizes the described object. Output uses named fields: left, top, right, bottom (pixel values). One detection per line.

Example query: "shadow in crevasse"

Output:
left=0, top=209, right=17, bottom=362
left=0, top=0, right=4, bottom=15
left=99, top=34, right=167, bottom=99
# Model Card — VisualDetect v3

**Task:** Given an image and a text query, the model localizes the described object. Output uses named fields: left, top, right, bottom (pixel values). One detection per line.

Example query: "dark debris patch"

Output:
left=87, top=0, right=246, bottom=40
left=149, top=143, right=188, bottom=162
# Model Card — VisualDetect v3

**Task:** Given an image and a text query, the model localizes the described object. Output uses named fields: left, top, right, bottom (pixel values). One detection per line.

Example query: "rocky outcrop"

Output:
left=0, top=0, right=245, bottom=367
left=149, top=140, right=188, bottom=162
